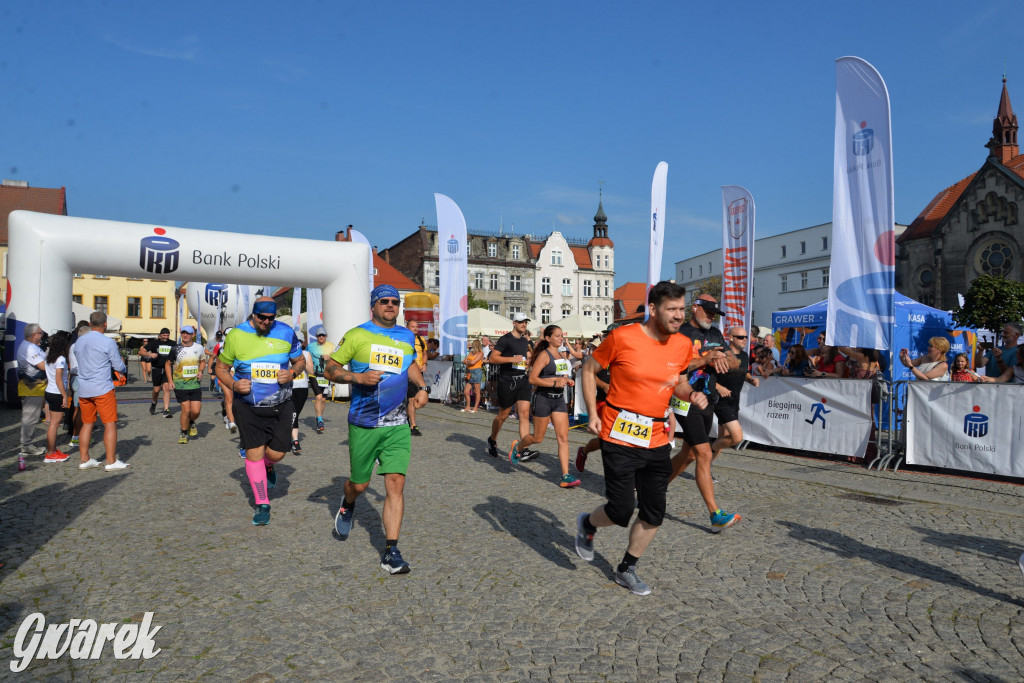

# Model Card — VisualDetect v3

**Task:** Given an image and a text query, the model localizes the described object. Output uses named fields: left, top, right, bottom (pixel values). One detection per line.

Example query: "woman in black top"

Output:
left=508, top=325, right=579, bottom=487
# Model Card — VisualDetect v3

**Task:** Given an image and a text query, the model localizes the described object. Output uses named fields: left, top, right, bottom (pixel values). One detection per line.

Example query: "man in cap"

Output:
left=406, top=319, right=429, bottom=436
left=307, top=325, right=335, bottom=433
left=215, top=298, right=305, bottom=525
left=485, top=312, right=537, bottom=460
left=141, top=327, right=175, bottom=418
left=166, top=325, right=206, bottom=444
left=325, top=284, right=428, bottom=575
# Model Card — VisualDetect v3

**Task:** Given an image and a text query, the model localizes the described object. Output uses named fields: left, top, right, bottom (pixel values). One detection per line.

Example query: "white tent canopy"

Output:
left=72, top=302, right=121, bottom=332
left=530, top=313, right=604, bottom=339
left=466, top=308, right=514, bottom=337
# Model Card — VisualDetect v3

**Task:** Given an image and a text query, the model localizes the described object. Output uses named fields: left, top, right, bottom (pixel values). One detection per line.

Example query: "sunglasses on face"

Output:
left=255, top=313, right=276, bottom=322
left=732, top=335, right=747, bottom=340
left=376, top=298, right=400, bottom=306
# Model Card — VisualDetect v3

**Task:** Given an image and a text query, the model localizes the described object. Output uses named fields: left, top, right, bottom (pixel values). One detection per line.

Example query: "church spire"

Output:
left=592, top=185, right=608, bottom=239
left=987, top=77, right=1019, bottom=163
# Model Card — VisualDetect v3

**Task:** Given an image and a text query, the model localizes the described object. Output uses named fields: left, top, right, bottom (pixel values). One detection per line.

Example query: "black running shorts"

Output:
left=497, top=374, right=532, bottom=409
left=233, top=399, right=295, bottom=454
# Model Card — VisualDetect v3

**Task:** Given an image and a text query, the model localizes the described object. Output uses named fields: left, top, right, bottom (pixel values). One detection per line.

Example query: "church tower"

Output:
left=987, top=77, right=1019, bottom=164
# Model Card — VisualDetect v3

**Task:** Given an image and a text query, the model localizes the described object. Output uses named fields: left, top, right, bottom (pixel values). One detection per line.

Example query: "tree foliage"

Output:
left=689, top=275, right=723, bottom=302
left=951, top=274, right=1024, bottom=332
left=467, top=286, right=488, bottom=311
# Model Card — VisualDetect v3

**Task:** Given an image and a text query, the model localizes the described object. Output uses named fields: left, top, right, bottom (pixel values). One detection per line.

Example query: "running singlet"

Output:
left=169, top=342, right=205, bottom=390
left=331, top=321, right=417, bottom=428
left=308, top=340, right=335, bottom=376
left=678, top=322, right=726, bottom=401
left=219, top=321, right=302, bottom=407
left=590, top=324, right=694, bottom=449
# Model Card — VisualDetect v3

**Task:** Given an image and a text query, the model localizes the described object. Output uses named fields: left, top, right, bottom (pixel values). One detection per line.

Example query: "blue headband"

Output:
left=252, top=300, right=277, bottom=316
left=370, top=285, right=400, bottom=306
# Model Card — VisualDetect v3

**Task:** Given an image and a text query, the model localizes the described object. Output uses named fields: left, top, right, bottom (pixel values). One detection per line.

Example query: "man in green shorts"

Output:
left=324, top=284, right=428, bottom=575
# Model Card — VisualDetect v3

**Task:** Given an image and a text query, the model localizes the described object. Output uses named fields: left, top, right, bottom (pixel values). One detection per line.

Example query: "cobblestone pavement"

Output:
left=2, top=384, right=1024, bottom=680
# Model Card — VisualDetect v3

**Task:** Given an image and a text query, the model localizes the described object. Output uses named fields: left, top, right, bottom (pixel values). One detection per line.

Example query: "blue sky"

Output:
left=3, top=1, right=1019, bottom=286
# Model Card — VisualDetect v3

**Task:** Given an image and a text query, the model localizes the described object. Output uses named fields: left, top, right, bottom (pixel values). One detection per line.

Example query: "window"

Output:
left=800, top=241, right=806, bottom=255
left=509, top=306, right=522, bottom=315
left=781, top=275, right=788, bottom=292
left=541, top=277, right=551, bottom=295
left=511, top=244, right=520, bottom=260
left=151, top=297, right=165, bottom=318
left=541, top=307, right=551, bottom=324
left=487, top=242, right=496, bottom=258
left=72, top=294, right=82, bottom=304
left=562, top=278, right=572, bottom=296
left=510, top=274, right=521, bottom=291
left=583, top=310, right=592, bottom=318
left=781, top=245, right=787, bottom=258
left=699, top=265, right=703, bottom=275
left=708, top=262, right=712, bottom=274
left=688, top=268, right=692, bottom=278
left=604, top=280, right=609, bottom=297
left=489, top=273, right=499, bottom=290
left=466, top=242, right=472, bottom=257
left=73, top=273, right=83, bottom=278
left=434, top=270, right=440, bottom=288
left=551, top=250, right=562, bottom=266
left=822, top=268, right=830, bottom=287
left=822, top=236, right=828, bottom=251
left=583, top=280, right=592, bottom=297
left=126, top=296, right=142, bottom=318
left=474, top=272, right=484, bottom=289
left=94, top=296, right=108, bottom=314
left=562, top=306, right=572, bottom=317
left=800, top=271, right=808, bottom=289
left=488, top=303, right=500, bottom=313
left=94, top=274, right=109, bottom=279
left=976, top=240, right=1014, bottom=276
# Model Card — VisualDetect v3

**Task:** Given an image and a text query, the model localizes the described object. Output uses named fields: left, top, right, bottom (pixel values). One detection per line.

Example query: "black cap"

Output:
left=695, top=299, right=724, bottom=315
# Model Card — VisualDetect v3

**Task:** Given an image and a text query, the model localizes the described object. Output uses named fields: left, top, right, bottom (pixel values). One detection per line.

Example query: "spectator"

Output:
left=426, top=338, right=440, bottom=360
left=980, top=343, right=1024, bottom=384
left=406, top=320, right=429, bottom=437
left=751, top=347, right=780, bottom=377
left=840, top=347, right=881, bottom=379
left=950, top=353, right=983, bottom=382
left=899, top=337, right=950, bottom=381
left=976, top=322, right=1021, bottom=376
left=43, top=331, right=73, bottom=462
left=17, top=323, right=48, bottom=459
left=75, top=311, right=129, bottom=470
left=462, top=339, right=484, bottom=413
left=780, top=344, right=812, bottom=376
left=808, top=345, right=847, bottom=378
left=763, top=333, right=780, bottom=363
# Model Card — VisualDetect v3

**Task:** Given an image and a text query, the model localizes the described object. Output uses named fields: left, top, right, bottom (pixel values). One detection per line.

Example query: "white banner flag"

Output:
left=828, top=56, right=895, bottom=351
left=307, top=288, right=323, bottom=333
left=906, top=382, right=1024, bottom=477
left=435, top=193, right=468, bottom=357
left=349, top=229, right=374, bottom=292
left=425, top=359, right=453, bottom=402
left=721, top=186, right=755, bottom=335
left=645, top=162, right=669, bottom=318
left=739, top=377, right=873, bottom=458
left=291, top=287, right=302, bottom=337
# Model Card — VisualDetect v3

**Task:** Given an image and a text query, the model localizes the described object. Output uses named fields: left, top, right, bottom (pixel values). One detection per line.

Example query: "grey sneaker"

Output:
left=574, top=512, right=594, bottom=562
left=19, top=444, right=45, bottom=456
left=519, top=448, right=539, bottom=462
left=615, top=565, right=652, bottom=596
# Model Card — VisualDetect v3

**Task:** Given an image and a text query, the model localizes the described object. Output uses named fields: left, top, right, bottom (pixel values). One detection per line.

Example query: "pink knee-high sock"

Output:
left=245, top=458, right=270, bottom=505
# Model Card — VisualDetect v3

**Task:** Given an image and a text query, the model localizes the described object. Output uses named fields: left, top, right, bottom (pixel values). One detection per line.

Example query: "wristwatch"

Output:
left=417, top=386, right=429, bottom=392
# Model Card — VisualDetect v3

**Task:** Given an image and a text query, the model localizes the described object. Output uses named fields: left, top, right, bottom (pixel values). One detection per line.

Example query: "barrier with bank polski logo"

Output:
left=739, top=377, right=874, bottom=459
left=4, top=211, right=370, bottom=404
left=906, top=382, right=1024, bottom=477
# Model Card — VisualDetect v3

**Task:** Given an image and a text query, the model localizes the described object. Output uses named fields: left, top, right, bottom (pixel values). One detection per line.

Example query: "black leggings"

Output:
left=291, top=388, right=309, bottom=428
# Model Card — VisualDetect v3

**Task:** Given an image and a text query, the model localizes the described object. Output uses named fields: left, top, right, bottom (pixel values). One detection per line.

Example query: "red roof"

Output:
left=569, top=245, right=592, bottom=269
left=0, top=184, right=67, bottom=244
left=615, top=282, right=647, bottom=317
left=374, top=254, right=421, bottom=291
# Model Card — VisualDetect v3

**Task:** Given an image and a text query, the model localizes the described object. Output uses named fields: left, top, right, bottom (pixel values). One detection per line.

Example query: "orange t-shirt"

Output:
left=591, top=323, right=694, bottom=448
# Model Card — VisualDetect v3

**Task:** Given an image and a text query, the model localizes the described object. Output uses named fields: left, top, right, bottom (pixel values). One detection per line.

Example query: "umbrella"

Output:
left=466, top=308, right=515, bottom=337
left=72, top=302, right=122, bottom=332
left=535, top=313, right=605, bottom=339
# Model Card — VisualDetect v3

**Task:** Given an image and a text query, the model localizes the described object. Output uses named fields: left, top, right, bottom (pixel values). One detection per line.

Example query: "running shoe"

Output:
left=614, top=566, right=652, bottom=596
left=78, top=459, right=102, bottom=470
left=334, top=504, right=355, bottom=539
left=410, top=426, right=422, bottom=437
left=519, top=448, right=539, bottom=462
left=575, top=446, right=588, bottom=472
left=292, top=440, right=302, bottom=455
left=20, top=444, right=45, bottom=457
left=508, top=439, right=521, bottom=465
left=223, top=415, right=230, bottom=430
left=316, top=417, right=325, bottom=433
left=239, top=447, right=246, bottom=459
left=43, top=450, right=70, bottom=463
left=178, top=433, right=189, bottom=445
left=380, top=546, right=411, bottom=575
left=574, top=512, right=595, bottom=562
left=229, top=422, right=237, bottom=434
left=252, top=504, right=271, bottom=526
left=710, top=509, right=741, bottom=533
left=149, top=402, right=156, bottom=415
left=104, top=460, right=131, bottom=471
left=163, top=409, right=172, bottom=419
left=710, top=468, right=719, bottom=484
left=486, top=437, right=498, bottom=458
left=66, top=436, right=80, bottom=451
left=188, top=423, right=198, bottom=437
left=1019, top=552, right=1024, bottom=584
left=266, top=463, right=277, bottom=490
left=559, top=473, right=581, bottom=488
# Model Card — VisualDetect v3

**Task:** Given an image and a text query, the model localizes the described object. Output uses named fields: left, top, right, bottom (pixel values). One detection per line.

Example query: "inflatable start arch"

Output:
left=5, top=211, right=370, bottom=402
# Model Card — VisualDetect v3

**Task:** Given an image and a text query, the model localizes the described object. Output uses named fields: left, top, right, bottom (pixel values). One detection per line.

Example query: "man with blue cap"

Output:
left=215, top=297, right=306, bottom=526
left=324, top=284, right=428, bottom=575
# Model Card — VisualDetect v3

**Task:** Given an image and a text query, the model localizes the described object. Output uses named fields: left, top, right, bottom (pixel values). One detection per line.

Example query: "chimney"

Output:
left=1, top=179, right=29, bottom=188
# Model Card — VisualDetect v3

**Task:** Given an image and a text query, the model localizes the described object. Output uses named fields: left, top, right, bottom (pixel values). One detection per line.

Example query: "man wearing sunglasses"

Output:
left=710, top=326, right=757, bottom=466
left=216, top=297, right=305, bottom=526
left=670, top=295, right=741, bottom=533
left=485, top=312, right=536, bottom=460
left=324, top=284, right=429, bottom=575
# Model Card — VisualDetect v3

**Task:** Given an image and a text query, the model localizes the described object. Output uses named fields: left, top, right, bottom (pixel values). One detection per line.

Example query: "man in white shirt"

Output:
left=17, top=324, right=47, bottom=457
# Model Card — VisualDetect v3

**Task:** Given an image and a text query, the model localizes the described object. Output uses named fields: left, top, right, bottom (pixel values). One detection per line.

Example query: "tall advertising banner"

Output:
left=349, top=229, right=374, bottom=293
left=291, top=287, right=302, bottom=338
left=435, top=193, right=468, bottom=357
left=828, top=56, right=895, bottom=351
left=721, top=186, right=755, bottom=334
left=307, top=288, right=323, bottom=332
left=645, top=162, right=669, bottom=318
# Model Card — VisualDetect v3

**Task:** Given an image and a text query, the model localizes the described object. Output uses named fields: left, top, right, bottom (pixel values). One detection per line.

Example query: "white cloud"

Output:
left=104, top=34, right=199, bottom=61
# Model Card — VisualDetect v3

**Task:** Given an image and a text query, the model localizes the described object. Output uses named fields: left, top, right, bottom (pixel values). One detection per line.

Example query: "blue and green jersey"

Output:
left=331, top=321, right=417, bottom=428
left=219, top=321, right=302, bottom=407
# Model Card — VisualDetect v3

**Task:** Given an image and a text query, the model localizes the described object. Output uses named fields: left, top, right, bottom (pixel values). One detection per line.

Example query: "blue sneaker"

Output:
left=334, top=503, right=355, bottom=539
left=710, top=509, right=740, bottom=533
left=239, top=447, right=246, bottom=459
left=508, top=439, right=521, bottom=465
left=252, top=504, right=271, bottom=526
left=316, top=417, right=325, bottom=434
left=380, top=546, right=411, bottom=574
left=266, top=463, right=277, bottom=490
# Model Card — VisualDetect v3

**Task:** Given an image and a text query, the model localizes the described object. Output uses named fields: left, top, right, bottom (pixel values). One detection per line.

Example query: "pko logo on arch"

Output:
left=963, top=405, right=989, bottom=438
left=139, top=228, right=180, bottom=275
left=205, top=284, right=228, bottom=307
